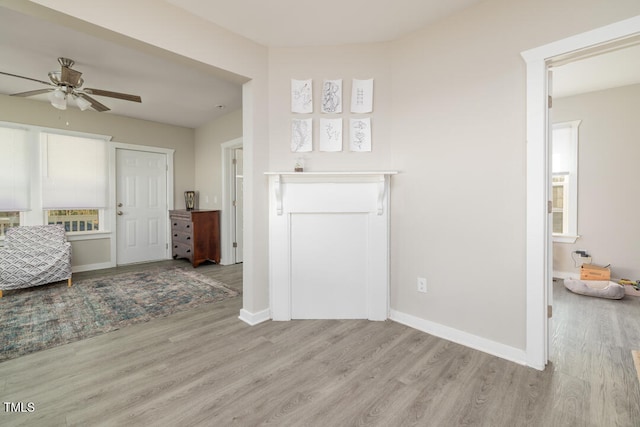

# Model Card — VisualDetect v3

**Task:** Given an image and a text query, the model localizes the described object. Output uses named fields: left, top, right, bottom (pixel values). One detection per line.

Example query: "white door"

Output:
left=116, top=149, right=168, bottom=264
left=233, top=148, right=244, bottom=263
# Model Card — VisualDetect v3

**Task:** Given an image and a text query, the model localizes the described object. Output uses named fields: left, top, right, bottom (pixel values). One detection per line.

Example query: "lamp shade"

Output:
left=74, top=95, right=92, bottom=111
left=48, top=88, right=67, bottom=110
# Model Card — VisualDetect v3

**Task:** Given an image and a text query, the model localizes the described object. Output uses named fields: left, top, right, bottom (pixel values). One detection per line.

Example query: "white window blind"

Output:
left=0, top=126, right=30, bottom=211
left=41, top=133, right=108, bottom=209
left=552, top=126, right=573, bottom=174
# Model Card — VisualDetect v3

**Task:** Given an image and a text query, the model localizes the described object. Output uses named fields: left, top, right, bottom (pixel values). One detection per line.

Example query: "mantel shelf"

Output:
left=265, top=171, right=398, bottom=176
left=266, top=171, right=397, bottom=216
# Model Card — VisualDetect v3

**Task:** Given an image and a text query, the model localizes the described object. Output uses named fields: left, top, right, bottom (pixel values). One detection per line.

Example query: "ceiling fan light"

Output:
left=48, top=88, right=67, bottom=110
left=74, top=95, right=92, bottom=111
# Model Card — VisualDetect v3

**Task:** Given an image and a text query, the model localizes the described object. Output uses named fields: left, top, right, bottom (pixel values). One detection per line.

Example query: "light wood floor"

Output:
left=1, top=264, right=639, bottom=426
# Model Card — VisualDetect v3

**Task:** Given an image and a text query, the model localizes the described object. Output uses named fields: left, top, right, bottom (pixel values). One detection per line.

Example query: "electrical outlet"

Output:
left=417, top=277, right=427, bottom=293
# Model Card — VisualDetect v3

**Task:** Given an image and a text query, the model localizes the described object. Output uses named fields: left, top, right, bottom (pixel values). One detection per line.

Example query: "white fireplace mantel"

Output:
left=266, top=171, right=397, bottom=321
left=266, top=171, right=397, bottom=215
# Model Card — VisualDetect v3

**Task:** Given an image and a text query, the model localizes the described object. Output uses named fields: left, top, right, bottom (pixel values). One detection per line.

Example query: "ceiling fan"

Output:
left=0, top=57, right=142, bottom=112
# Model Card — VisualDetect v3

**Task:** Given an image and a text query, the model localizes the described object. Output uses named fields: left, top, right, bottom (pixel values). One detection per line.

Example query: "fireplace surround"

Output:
left=267, top=171, right=397, bottom=321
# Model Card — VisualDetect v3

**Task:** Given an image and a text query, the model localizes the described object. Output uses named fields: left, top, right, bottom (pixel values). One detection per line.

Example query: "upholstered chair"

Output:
left=0, top=224, right=72, bottom=298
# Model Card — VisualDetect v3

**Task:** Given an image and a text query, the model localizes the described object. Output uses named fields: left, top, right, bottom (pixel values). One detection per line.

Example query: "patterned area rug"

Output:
left=0, top=268, right=238, bottom=363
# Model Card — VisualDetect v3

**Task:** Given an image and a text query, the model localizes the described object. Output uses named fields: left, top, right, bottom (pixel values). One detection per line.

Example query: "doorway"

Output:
left=232, top=147, right=244, bottom=264
left=522, top=16, right=640, bottom=370
left=221, top=137, right=243, bottom=265
left=115, top=145, right=174, bottom=265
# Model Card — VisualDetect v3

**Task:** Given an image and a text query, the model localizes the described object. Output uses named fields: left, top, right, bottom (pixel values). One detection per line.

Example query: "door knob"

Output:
left=117, top=211, right=123, bottom=216
left=117, top=203, right=123, bottom=207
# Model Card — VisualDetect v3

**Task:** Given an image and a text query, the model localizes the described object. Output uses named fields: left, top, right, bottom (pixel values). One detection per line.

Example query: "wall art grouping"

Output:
left=291, top=78, right=373, bottom=153
left=291, top=78, right=373, bottom=114
left=291, top=118, right=372, bottom=153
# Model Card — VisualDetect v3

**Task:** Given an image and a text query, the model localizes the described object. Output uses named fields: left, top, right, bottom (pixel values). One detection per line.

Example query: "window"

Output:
left=47, top=209, right=100, bottom=232
left=0, top=122, right=111, bottom=237
left=552, top=175, right=568, bottom=234
left=40, top=132, right=108, bottom=233
left=0, top=212, right=20, bottom=238
left=41, top=132, right=108, bottom=210
left=551, top=120, right=580, bottom=242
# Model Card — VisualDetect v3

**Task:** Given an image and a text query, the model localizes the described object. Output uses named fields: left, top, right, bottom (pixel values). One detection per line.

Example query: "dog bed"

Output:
left=563, top=278, right=625, bottom=299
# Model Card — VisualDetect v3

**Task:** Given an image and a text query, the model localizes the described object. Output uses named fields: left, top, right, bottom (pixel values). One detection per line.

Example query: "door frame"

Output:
left=220, top=137, right=243, bottom=265
left=110, top=142, right=175, bottom=266
left=521, top=15, right=640, bottom=370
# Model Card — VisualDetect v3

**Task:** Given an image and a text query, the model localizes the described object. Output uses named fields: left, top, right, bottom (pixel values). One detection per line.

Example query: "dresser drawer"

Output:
left=169, top=209, right=191, bottom=220
left=172, top=241, right=193, bottom=260
left=171, top=218, right=193, bottom=233
left=172, top=230, right=193, bottom=245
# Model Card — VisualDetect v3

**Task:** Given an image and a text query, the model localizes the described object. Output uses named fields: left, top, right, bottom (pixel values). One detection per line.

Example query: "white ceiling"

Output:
left=553, top=43, right=640, bottom=98
left=1, top=2, right=638, bottom=128
left=165, top=0, right=483, bottom=47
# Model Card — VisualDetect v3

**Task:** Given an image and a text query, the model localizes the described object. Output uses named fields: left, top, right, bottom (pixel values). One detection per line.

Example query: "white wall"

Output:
left=553, top=84, right=640, bottom=280
left=195, top=109, right=243, bottom=211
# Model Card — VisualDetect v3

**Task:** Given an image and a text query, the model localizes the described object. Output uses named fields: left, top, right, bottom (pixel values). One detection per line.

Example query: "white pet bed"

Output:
left=563, top=278, right=625, bottom=300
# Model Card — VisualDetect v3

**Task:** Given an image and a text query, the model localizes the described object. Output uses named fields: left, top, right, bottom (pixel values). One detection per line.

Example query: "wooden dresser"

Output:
left=169, top=210, right=220, bottom=267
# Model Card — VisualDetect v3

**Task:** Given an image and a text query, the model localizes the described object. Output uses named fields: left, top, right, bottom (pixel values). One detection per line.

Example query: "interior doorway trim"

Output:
left=220, top=137, right=243, bottom=265
left=521, top=15, right=640, bottom=370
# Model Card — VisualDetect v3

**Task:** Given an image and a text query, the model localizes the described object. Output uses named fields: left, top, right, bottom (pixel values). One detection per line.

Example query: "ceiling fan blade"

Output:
left=11, top=88, right=54, bottom=97
left=78, top=93, right=110, bottom=112
left=84, top=88, right=141, bottom=103
left=0, top=71, right=53, bottom=87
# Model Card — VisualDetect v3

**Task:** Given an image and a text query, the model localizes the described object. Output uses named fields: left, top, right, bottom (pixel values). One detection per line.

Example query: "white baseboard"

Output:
left=238, top=308, right=271, bottom=326
left=72, top=261, right=115, bottom=273
left=390, top=309, right=527, bottom=367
